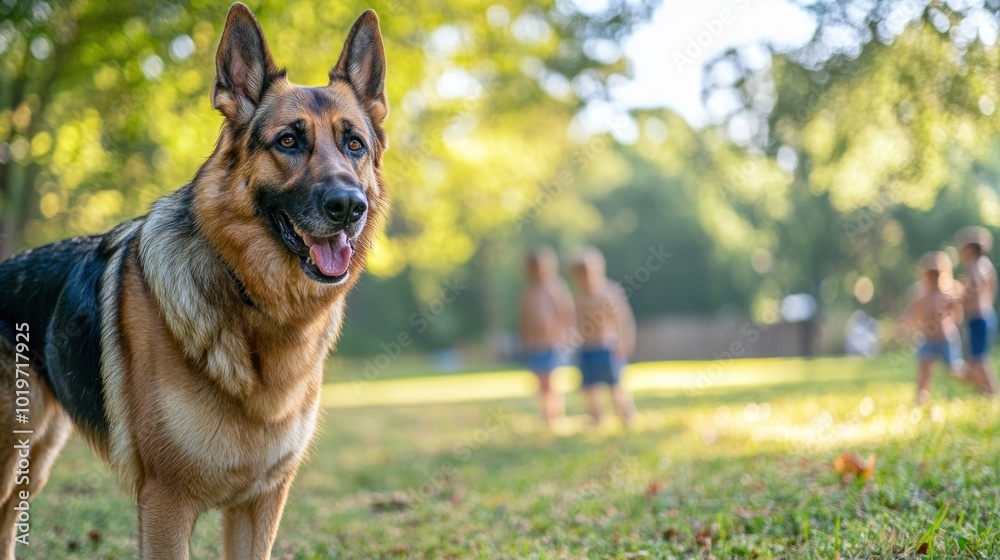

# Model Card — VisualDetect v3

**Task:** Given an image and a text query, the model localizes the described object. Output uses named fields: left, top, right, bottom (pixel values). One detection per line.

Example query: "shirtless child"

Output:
left=519, top=247, right=575, bottom=427
left=957, top=227, right=999, bottom=396
left=569, top=248, right=636, bottom=426
left=903, top=252, right=964, bottom=404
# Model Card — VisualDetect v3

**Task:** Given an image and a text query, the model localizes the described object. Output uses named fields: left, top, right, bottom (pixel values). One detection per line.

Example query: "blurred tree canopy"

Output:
left=0, top=0, right=657, bottom=353
left=3, top=0, right=1000, bottom=356
left=698, top=0, right=1000, bottom=325
left=0, top=0, right=654, bottom=262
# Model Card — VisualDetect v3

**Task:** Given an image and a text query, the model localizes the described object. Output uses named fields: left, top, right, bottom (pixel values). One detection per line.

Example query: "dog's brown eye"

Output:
left=278, top=134, right=297, bottom=149
left=348, top=138, right=363, bottom=152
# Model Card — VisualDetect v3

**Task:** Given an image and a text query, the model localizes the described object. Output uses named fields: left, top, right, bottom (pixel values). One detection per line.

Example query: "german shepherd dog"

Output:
left=0, top=3, right=387, bottom=558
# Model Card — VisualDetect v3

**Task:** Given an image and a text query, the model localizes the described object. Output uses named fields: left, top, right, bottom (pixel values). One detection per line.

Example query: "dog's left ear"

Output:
left=213, top=3, right=283, bottom=124
left=330, top=10, right=388, bottom=124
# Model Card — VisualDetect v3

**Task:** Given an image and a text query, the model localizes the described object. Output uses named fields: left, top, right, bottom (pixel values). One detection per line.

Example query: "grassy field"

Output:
left=20, top=355, right=1000, bottom=559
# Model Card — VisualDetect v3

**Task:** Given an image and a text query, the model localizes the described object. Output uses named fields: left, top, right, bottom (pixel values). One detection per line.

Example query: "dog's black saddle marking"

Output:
left=0, top=234, right=117, bottom=444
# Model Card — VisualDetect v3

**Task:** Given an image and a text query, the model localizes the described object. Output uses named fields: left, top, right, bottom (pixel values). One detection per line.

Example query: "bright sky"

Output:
left=610, top=0, right=818, bottom=127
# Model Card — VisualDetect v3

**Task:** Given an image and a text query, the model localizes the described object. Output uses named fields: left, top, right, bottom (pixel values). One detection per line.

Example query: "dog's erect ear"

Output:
left=330, top=10, right=387, bottom=124
left=213, top=3, right=282, bottom=124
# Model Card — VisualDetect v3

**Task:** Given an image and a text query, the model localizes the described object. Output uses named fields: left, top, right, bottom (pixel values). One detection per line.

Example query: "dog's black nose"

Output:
left=323, top=188, right=367, bottom=224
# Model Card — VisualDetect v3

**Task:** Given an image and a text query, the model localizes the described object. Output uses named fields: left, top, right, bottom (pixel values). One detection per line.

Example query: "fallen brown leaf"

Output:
left=694, top=522, right=717, bottom=549
left=833, top=451, right=876, bottom=483
left=915, top=542, right=930, bottom=555
left=645, top=480, right=665, bottom=496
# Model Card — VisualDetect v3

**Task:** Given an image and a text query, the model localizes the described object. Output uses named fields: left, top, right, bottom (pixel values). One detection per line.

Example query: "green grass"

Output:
left=21, top=355, right=1000, bottom=559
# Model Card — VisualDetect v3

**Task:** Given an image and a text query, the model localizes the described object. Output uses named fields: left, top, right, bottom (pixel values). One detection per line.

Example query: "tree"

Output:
left=0, top=0, right=658, bottom=354
left=698, top=1, right=1000, bottom=318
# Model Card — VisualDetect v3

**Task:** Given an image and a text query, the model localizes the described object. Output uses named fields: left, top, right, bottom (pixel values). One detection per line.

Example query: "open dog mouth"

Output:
left=274, top=211, right=354, bottom=283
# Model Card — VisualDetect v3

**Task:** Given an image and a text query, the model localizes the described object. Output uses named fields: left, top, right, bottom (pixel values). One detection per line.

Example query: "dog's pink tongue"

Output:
left=303, top=231, right=352, bottom=277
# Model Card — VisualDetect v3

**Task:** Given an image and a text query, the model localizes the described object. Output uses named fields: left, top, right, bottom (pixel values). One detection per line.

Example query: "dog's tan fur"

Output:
left=0, top=4, right=388, bottom=558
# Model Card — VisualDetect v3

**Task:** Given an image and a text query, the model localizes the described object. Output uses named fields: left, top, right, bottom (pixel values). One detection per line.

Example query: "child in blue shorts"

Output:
left=957, top=227, right=999, bottom=396
left=569, top=248, right=636, bottom=426
left=520, top=247, right=576, bottom=427
left=904, top=252, right=965, bottom=404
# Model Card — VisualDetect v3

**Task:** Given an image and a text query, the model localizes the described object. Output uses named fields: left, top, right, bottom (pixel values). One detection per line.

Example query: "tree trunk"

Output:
left=0, top=47, right=30, bottom=262
left=0, top=161, right=38, bottom=261
left=478, top=240, right=507, bottom=359
left=0, top=12, right=83, bottom=262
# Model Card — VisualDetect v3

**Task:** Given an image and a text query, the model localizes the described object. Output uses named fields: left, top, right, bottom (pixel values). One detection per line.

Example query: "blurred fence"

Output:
left=634, top=316, right=825, bottom=362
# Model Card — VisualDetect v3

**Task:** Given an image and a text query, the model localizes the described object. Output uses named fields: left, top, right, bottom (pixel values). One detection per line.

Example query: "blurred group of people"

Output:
left=519, top=246, right=636, bottom=428
left=516, top=226, right=998, bottom=423
left=902, top=227, right=999, bottom=404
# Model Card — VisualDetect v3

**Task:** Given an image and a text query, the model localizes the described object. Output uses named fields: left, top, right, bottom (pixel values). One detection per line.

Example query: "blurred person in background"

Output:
left=520, top=246, right=575, bottom=428
left=957, top=227, right=999, bottom=397
left=844, top=310, right=880, bottom=357
left=569, top=247, right=636, bottom=426
left=902, top=252, right=964, bottom=405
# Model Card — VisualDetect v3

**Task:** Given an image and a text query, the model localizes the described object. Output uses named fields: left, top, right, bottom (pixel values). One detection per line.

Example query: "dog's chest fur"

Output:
left=99, top=186, right=342, bottom=501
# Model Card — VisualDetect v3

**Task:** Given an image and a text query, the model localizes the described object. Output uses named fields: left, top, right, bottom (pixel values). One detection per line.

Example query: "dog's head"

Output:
left=204, top=3, right=387, bottom=289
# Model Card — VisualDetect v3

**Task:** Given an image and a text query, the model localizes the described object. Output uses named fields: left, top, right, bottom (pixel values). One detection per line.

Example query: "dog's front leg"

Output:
left=222, top=477, right=292, bottom=559
left=137, top=479, right=200, bottom=559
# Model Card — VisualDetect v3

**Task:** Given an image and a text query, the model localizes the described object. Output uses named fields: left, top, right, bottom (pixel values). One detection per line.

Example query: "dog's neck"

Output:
left=134, top=183, right=345, bottom=404
left=222, top=258, right=257, bottom=308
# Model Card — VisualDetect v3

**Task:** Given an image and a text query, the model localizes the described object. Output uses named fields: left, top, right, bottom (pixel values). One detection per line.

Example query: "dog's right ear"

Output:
left=330, top=10, right=388, bottom=125
left=213, top=3, right=283, bottom=124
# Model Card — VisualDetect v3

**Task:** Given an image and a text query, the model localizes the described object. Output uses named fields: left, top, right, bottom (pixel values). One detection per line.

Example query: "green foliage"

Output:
left=0, top=0, right=658, bottom=353
left=4, top=0, right=1000, bottom=353
left=693, top=1, right=1000, bottom=322
left=0, top=0, right=656, bottom=267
